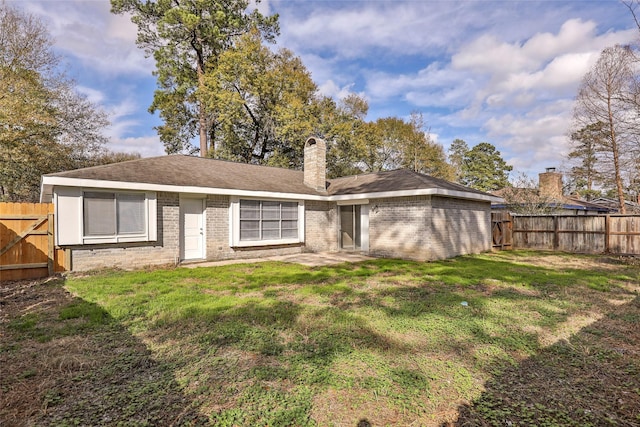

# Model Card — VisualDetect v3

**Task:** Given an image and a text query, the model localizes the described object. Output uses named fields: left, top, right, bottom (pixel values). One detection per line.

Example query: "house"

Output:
left=40, top=138, right=500, bottom=271
left=589, top=197, right=640, bottom=214
left=492, top=168, right=614, bottom=215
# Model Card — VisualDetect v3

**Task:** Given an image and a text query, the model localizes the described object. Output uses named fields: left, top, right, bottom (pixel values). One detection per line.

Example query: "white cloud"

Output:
left=24, top=1, right=153, bottom=76
left=107, top=135, right=164, bottom=158
left=10, top=0, right=640, bottom=177
left=76, top=85, right=105, bottom=104
left=249, top=0, right=273, bottom=17
left=317, top=80, right=357, bottom=100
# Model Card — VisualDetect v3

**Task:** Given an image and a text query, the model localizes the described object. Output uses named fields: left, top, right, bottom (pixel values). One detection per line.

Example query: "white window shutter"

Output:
left=147, top=192, right=157, bottom=241
left=55, top=187, right=82, bottom=245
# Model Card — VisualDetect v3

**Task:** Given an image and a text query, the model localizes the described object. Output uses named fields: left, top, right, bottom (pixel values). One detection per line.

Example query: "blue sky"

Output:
left=14, top=0, right=639, bottom=178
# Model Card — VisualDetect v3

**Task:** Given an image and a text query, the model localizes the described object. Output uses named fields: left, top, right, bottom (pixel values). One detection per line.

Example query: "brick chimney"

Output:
left=539, top=167, right=563, bottom=199
left=303, top=137, right=327, bottom=191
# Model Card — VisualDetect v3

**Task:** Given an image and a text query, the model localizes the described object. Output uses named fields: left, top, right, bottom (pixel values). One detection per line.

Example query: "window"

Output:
left=83, top=191, right=151, bottom=242
left=230, top=198, right=303, bottom=246
left=239, top=200, right=299, bottom=241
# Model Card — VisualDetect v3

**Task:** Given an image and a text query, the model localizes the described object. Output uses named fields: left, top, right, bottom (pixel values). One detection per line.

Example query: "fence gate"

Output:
left=0, top=203, right=66, bottom=281
left=491, top=211, right=513, bottom=250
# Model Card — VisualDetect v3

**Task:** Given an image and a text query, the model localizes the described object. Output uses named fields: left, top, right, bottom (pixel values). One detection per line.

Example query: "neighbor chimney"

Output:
left=539, top=167, right=563, bottom=199
left=303, top=137, right=327, bottom=191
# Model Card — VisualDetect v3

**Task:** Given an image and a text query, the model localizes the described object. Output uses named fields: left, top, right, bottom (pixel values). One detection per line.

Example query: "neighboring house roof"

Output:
left=491, top=193, right=614, bottom=213
left=561, top=196, right=616, bottom=213
left=590, top=197, right=640, bottom=212
left=41, top=155, right=500, bottom=203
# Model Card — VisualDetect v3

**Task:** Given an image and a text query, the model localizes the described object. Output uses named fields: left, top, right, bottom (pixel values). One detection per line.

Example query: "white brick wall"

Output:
left=368, top=195, right=491, bottom=260
left=305, top=200, right=338, bottom=252
left=429, top=196, right=491, bottom=259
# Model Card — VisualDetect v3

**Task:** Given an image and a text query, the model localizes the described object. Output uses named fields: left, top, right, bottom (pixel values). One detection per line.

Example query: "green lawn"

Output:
left=3, top=251, right=639, bottom=426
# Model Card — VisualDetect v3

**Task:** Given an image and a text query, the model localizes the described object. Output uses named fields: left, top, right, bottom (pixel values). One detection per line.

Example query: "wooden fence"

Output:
left=0, top=203, right=67, bottom=281
left=502, top=214, right=640, bottom=255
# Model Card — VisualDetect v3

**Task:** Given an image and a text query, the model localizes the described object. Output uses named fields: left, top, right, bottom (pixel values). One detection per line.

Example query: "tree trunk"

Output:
left=197, top=67, right=208, bottom=157
left=607, top=93, right=627, bottom=213
left=194, top=29, right=208, bottom=158
left=612, top=142, right=627, bottom=213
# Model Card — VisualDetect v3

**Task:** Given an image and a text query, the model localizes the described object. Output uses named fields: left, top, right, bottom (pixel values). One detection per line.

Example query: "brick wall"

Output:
left=71, top=192, right=180, bottom=271
left=305, top=200, right=337, bottom=252
left=205, top=195, right=232, bottom=259
left=204, top=195, right=304, bottom=261
left=71, top=192, right=307, bottom=270
left=368, top=196, right=431, bottom=260
left=70, top=191, right=491, bottom=271
left=368, top=195, right=491, bottom=260
left=429, top=196, right=491, bottom=259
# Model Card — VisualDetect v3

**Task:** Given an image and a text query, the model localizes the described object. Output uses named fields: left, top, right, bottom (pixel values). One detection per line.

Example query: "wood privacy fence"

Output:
left=0, top=203, right=67, bottom=281
left=492, top=213, right=640, bottom=255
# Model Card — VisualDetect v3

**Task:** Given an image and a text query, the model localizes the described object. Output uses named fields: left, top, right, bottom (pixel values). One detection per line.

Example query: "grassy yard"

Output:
left=1, top=251, right=639, bottom=426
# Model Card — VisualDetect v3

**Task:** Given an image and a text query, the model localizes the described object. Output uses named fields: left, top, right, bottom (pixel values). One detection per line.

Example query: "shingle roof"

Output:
left=327, top=169, right=491, bottom=197
left=45, top=155, right=322, bottom=195
left=43, top=155, right=496, bottom=200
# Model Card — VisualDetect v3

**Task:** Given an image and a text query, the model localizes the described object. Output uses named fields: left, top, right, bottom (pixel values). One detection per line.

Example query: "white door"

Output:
left=181, top=198, right=204, bottom=260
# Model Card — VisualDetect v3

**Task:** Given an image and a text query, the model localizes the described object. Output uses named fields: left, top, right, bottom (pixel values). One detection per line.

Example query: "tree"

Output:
left=201, top=29, right=320, bottom=166
left=448, top=138, right=469, bottom=182
left=567, top=122, right=606, bottom=200
left=0, top=3, right=110, bottom=201
left=111, top=0, right=279, bottom=157
left=354, top=113, right=453, bottom=179
left=459, top=142, right=512, bottom=191
left=360, top=117, right=406, bottom=172
left=572, top=45, right=639, bottom=213
left=401, top=112, right=453, bottom=180
left=320, top=94, right=371, bottom=178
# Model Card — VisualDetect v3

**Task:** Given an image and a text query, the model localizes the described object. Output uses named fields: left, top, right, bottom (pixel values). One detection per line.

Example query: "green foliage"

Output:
left=202, top=29, right=320, bottom=165
left=452, top=141, right=512, bottom=191
left=568, top=122, right=606, bottom=197
left=402, top=111, right=454, bottom=180
left=111, top=0, right=279, bottom=156
left=448, top=138, right=469, bottom=181
left=352, top=114, right=453, bottom=180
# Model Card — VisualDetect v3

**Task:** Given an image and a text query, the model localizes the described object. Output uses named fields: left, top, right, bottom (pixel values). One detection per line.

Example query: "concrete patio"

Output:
left=180, top=252, right=374, bottom=268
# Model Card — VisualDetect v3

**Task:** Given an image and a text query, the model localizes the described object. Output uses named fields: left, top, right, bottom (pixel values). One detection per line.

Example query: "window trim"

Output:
left=230, top=197, right=305, bottom=247
left=81, top=190, right=155, bottom=244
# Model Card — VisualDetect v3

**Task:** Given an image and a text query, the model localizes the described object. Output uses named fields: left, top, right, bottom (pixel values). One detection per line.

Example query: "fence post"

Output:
left=605, top=215, right=610, bottom=254
left=553, top=216, right=559, bottom=250
left=64, top=248, right=71, bottom=272
left=47, top=212, right=54, bottom=276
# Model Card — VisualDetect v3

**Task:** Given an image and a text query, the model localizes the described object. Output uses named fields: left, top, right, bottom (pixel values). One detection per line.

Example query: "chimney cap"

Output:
left=545, top=167, right=556, bottom=173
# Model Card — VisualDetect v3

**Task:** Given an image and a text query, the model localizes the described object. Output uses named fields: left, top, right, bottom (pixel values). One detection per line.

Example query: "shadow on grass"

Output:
left=0, top=277, right=208, bottom=426
left=446, top=295, right=640, bottom=427
left=56, top=252, right=640, bottom=425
